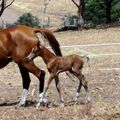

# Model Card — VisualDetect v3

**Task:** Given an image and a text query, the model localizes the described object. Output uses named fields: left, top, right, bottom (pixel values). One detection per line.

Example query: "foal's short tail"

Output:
left=81, top=55, right=90, bottom=68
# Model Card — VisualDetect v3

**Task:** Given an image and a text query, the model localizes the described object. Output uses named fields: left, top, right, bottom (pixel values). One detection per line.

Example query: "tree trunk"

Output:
left=71, top=0, right=85, bottom=27
left=78, top=0, right=85, bottom=26
left=106, top=1, right=112, bottom=23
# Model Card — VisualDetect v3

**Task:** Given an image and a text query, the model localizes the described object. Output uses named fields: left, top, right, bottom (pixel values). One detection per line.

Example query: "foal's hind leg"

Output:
left=78, top=74, right=91, bottom=102
left=69, top=69, right=82, bottom=100
left=70, top=69, right=91, bottom=102
left=75, top=79, right=82, bottom=100
left=55, top=75, right=64, bottom=102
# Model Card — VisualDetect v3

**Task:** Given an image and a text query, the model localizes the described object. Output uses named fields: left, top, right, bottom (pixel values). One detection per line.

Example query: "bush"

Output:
left=5, top=13, right=40, bottom=28
left=16, top=13, right=40, bottom=27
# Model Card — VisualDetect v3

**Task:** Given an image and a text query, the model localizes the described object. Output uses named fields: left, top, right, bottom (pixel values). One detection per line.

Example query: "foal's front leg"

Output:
left=36, top=73, right=55, bottom=109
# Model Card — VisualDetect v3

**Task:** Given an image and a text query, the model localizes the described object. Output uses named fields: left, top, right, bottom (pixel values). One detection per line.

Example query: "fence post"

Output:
left=2, top=20, right=4, bottom=29
left=47, top=17, right=50, bottom=27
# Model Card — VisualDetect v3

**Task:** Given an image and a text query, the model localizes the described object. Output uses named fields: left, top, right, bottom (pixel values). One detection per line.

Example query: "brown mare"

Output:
left=0, top=25, right=62, bottom=106
left=25, top=42, right=91, bottom=109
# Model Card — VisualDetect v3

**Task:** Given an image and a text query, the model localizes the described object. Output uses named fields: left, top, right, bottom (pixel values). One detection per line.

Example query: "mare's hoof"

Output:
left=15, top=102, right=26, bottom=109
left=18, top=103, right=26, bottom=107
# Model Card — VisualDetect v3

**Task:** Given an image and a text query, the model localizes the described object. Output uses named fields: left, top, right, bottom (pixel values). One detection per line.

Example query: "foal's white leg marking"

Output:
left=39, top=92, right=44, bottom=98
left=19, top=89, right=28, bottom=106
left=39, top=92, right=47, bottom=103
left=74, top=92, right=80, bottom=101
left=76, top=92, right=80, bottom=98
left=85, top=92, right=91, bottom=102
left=36, top=92, right=48, bottom=109
left=60, top=95, right=64, bottom=103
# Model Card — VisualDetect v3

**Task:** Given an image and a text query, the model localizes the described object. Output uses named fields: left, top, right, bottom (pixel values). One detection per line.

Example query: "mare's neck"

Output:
left=40, top=46, right=56, bottom=64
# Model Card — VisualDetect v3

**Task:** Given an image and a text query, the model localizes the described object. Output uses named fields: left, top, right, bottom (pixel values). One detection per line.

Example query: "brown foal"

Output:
left=26, top=42, right=91, bottom=108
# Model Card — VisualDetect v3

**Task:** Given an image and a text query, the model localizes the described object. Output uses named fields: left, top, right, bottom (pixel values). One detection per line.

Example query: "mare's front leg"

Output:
left=18, top=61, right=45, bottom=107
left=55, top=75, right=64, bottom=102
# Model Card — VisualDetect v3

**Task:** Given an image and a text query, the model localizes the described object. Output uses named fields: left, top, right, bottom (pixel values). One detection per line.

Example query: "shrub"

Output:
left=16, top=13, right=40, bottom=27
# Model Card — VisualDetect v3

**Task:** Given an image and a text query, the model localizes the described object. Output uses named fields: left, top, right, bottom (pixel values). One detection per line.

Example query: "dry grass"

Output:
left=0, top=27, right=120, bottom=120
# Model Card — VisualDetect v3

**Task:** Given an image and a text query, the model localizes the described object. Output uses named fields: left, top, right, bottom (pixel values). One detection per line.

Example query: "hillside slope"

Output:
left=11, top=0, right=77, bottom=27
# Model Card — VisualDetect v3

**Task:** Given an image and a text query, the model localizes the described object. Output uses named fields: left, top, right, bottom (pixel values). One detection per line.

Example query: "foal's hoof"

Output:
left=85, top=94, right=92, bottom=103
left=36, top=102, right=41, bottom=110
left=73, top=92, right=80, bottom=101
left=36, top=98, right=48, bottom=109
left=59, top=103, right=65, bottom=107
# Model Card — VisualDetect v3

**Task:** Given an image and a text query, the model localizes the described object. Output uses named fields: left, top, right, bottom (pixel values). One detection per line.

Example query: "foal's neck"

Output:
left=40, top=46, right=56, bottom=64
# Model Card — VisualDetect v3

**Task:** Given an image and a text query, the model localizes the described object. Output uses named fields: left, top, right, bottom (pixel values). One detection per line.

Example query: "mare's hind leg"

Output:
left=18, top=61, right=45, bottom=106
left=55, top=75, right=64, bottom=102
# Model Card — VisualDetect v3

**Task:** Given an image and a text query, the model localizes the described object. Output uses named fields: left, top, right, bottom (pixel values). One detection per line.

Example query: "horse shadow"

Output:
left=0, top=99, right=90, bottom=108
left=0, top=100, right=37, bottom=107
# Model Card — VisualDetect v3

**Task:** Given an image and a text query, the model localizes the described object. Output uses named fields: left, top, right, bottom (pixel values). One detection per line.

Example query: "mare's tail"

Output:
left=33, top=28, right=62, bottom=56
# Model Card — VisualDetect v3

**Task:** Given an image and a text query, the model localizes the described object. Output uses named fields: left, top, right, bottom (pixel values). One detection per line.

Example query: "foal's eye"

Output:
left=33, top=47, right=39, bottom=53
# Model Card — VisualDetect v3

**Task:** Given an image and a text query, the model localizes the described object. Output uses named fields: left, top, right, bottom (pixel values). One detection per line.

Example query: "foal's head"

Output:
left=26, top=42, right=43, bottom=61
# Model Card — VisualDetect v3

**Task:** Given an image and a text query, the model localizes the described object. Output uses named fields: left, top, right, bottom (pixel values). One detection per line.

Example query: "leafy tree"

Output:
left=85, top=0, right=120, bottom=24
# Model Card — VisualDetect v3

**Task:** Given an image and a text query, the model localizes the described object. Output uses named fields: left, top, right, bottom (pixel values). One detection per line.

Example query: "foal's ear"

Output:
left=37, top=41, right=41, bottom=50
left=39, top=45, right=43, bottom=49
